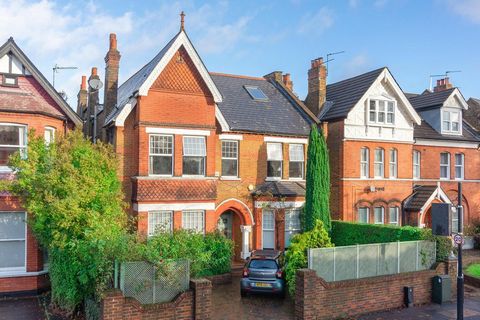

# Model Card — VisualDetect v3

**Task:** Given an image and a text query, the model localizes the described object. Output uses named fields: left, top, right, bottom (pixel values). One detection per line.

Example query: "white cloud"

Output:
left=446, top=0, right=480, bottom=24
left=297, top=7, right=334, bottom=34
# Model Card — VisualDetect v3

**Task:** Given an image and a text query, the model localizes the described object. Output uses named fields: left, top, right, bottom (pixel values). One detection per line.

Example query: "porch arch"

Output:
left=215, top=198, right=254, bottom=226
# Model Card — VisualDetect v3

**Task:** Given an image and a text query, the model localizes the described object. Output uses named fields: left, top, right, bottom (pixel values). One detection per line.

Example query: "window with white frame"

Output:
left=360, top=147, right=369, bottom=178
left=374, top=207, right=384, bottom=224
left=0, top=212, right=26, bottom=272
left=149, top=135, right=174, bottom=175
left=358, top=207, right=369, bottom=223
left=440, top=152, right=450, bottom=179
left=267, top=142, right=282, bottom=179
left=285, top=209, right=301, bottom=248
left=369, top=99, right=395, bottom=125
left=183, top=136, right=206, bottom=176
left=452, top=207, right=459, bottom=233
left=182, top=210, right=204, bottom=234
left=455, top=153, right=464, bottom=180
left=442, top=110, right=460, bottom=133
left=221, top=140, right=238, bottom=177
left=389, top=149, right=397, bottom=178
left=289, top=144, right=304, bottom=179
left=44, top=127, right=55, bottom=145
left=0, top=124, right=26, bottom=169
left=374, top=148, right=384, bottom=178
left=148, top=211, right=173, bottom=235
left=413, top=150, right=421, bottom=179
left=389, top=207, right=399, bottom=225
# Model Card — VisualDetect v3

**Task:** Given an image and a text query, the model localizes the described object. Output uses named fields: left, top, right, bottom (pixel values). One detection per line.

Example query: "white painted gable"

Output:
left=344, top=69, right=421, bottom=143
left=0, top=52, right=31, bottom=75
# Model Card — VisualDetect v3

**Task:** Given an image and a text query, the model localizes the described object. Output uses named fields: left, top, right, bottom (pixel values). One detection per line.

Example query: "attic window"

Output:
left=2, top=74, right=18, bottom=87
left=244, top=86, right=268, bottom=101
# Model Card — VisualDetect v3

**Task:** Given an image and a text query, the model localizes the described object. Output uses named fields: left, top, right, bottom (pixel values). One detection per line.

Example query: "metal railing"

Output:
left=308, top=240, right=436, bottom=282
left=117, top=260, right=190, bottom=305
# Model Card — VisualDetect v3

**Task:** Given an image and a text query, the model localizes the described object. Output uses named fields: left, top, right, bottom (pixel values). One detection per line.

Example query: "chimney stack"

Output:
left=434, top=77, right=453, bottom=92
left=282, top=73, right=293, bottom=91
left=305, top=57, right=327, bottom=117
left=104, top=33, right=121, bottom=120
left=76, top=75, right=87, bottom=120
left=87, top=67, right=100, bottom=140
left=264, top=71, right=283, bottom=83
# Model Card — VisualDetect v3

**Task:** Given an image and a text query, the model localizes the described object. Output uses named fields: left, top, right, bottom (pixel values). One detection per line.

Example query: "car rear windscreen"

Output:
left=249, top=259, right=278, bottom=269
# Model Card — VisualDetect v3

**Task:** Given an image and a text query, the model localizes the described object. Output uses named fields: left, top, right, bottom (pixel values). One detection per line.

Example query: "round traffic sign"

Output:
left=453, top=234, right=464, bottom=245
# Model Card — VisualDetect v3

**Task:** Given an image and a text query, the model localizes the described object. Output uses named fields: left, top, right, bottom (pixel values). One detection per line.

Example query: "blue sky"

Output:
left=1, top=0, right=479, bottom=107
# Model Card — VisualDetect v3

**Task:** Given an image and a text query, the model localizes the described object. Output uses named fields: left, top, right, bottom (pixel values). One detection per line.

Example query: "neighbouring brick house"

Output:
left=78, top=20, right=317, bottom=260
left=0, top=37, right=81, bottom=295
left=305, top=63, right=480, bottom=228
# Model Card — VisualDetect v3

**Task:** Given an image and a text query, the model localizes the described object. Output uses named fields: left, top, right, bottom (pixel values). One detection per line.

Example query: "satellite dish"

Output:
left=88, top=78, right=103, bottom=90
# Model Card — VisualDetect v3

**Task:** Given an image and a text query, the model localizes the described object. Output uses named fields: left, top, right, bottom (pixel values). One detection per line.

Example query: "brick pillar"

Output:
left=190, top=279, right=212, bottom=319
left=101, top=289, right=124, bottom=320
left=295, top=269, right=318, bottom=320
left=446, top=259, right=458, bottom=299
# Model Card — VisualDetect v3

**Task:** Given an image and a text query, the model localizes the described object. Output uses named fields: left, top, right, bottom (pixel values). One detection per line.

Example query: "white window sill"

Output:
left=220, top=177, right=241, bottom=181
left=0, top=269, right=48, bottom=278
left=367, top=122, right=395, bottom=128
left=265, top=177, right=282, bottom=182
left=288, top=178, right=305, bottom=181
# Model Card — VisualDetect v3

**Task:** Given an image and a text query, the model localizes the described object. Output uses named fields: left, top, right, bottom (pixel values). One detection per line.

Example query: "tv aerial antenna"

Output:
left=429, top=70, right=461, bottom=91
left=52, top=64, right=78, bottom=88
left=326, top=50, right=345, bottom=76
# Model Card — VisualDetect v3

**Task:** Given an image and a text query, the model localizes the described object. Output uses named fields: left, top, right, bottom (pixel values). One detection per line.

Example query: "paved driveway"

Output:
left=0, top=297, right=45, bottom=320
left=212, top=275, right=295, bottom=320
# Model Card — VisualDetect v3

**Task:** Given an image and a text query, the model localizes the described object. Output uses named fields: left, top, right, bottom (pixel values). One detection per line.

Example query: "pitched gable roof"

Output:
left=409, top=87, right=468, bottom=111
left=414, top=120, right=479, bottom=142
left=106, top=31, right=222, bottom=126
left=211, top=73, right=314, bottom=136
left=465, top=98, right=480, bottom=132
left=321, top=67, right=421, bottom=125
left=0, top=38, right=82, bottom=126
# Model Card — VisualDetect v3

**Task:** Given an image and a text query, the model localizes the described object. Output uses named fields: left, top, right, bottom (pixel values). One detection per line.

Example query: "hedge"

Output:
left=331, top=220, right=453, bottom=261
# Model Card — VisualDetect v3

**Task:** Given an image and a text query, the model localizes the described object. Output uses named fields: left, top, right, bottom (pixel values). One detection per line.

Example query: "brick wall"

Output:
left=295, top=260, right=458, bottom=320
left=101, top=279, right=212, bottom=320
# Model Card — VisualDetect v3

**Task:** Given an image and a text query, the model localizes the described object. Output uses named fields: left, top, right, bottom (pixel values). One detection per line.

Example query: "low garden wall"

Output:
left=295, top=260, right=457, bottom=320
left=101, top=279, right=212, bottom=320
left=205, top=272, right=232, bottom=285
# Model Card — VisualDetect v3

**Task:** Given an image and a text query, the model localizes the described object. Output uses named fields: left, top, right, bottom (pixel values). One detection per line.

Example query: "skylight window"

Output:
left=244, top=86, right=268, bottom=101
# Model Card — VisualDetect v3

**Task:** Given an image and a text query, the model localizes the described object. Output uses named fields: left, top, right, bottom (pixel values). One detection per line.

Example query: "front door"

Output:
left=217, top=211, right=233, bottom=239
left=262, top=210, right=275, bottom=249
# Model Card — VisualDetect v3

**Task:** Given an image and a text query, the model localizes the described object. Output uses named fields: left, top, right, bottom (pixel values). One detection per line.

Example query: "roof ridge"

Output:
left=210, top=72, right=265, bottom=81
left=327, top=67, right=386, bottom=88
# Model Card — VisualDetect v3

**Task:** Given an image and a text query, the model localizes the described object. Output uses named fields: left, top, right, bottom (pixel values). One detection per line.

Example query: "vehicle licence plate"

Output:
left=253, top=282, right=272, bottom=288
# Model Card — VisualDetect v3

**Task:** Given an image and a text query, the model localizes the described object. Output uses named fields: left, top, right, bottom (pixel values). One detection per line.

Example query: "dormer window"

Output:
left=369, top=99, right=395, bottom=125
left=244, top=86, right=268, bottom=101
left=442, top=109, right=460, bottom=134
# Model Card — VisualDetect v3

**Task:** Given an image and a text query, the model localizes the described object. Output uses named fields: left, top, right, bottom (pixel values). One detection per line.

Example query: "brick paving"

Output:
left=0, top=296, right=45, bottom=320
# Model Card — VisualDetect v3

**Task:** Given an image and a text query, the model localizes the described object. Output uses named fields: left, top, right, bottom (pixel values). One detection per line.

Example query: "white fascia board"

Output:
left=445, top=89, right=468, bottom=110
left=115, top=97, right=137, bottom=127
left=138, top=31, right=222, bottom=103
left=264, top=137, right=308, bottom=144
left=134, top=202, right=215, bottom=211
left=415, top=139, right=479, bottom=149
left=215, top=105, right=230, bottom=132
left=219, top=134, right=243, bottom=140
left=255, top=201, right=305, bottom=209
left=146, top=127, right=211, bottom=136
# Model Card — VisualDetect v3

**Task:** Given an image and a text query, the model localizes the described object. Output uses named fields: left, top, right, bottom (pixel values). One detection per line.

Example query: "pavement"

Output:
left=0, top=296, right=45, bottom=320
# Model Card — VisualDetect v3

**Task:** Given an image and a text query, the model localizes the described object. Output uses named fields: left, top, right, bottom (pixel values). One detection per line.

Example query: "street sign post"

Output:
left=457, top=182, right=464, bottom=320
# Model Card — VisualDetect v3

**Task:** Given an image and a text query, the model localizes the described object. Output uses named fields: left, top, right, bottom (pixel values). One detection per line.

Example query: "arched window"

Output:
left=374, top=148, right=384, bottom=178
left=413, top=150, right=421, bottom=179
left=360, top=147, right=369, bottom=178
left=389, top=148, right=397, bottom=178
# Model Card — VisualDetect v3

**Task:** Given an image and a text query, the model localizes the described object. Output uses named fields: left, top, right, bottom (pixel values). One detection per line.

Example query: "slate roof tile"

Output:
left=403, top=185, right=438, bottom=211
left=253, top=181, right=306, bottom=197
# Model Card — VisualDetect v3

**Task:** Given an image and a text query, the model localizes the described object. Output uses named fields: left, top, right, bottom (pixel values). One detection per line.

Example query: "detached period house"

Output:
left=307, top=64, right=480, bottom=228
left=78, top=19, right=317, bottom=260
left=0, top=38, right=81, bottom=295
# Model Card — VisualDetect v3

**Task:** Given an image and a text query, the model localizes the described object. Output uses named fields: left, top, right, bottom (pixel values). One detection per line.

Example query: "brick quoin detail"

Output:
left=101, top=279, right=212, bottom=320
left=294, top=260, right=458, bottom=320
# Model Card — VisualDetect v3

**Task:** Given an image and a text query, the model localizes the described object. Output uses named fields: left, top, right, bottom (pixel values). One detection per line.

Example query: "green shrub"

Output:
left=285, top=220, right=333, bottom=295
left=139, top=229, right=234, bottom=278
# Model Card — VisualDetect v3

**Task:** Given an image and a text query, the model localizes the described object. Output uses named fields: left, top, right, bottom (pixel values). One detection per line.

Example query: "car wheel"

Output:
left=241, top=289, right=247, bottom=298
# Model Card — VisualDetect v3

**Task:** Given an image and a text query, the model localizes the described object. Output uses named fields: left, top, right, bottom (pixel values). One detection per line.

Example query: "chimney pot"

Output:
left=109, top=33, right=117, bottom=50
left=80, top=75, right=86, bottom=90
left=91, top=67, right=98, bottom=76
left=282, top=73, right=293, bottom=91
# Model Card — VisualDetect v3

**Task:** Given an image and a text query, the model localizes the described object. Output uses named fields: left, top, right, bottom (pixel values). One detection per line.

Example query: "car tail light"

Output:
left=276, top=270, right=283, bottom=279
left=243, top=268, right=249, bottom=278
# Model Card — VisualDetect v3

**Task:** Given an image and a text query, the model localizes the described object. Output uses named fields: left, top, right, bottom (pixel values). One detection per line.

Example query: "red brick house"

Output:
left=79, top=22, right=317, bottom=259
left=306, top=63, right=480, bottom=228
left=0, top=37, right=81, bottom=295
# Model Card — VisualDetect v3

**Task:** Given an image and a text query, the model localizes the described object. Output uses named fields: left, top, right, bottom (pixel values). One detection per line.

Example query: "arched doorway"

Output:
left=215, top=199, right=254, bottom=261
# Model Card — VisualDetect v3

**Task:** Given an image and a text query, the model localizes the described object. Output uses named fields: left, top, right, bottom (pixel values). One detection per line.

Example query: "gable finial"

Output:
left=180, top=11, right=185, bottom=31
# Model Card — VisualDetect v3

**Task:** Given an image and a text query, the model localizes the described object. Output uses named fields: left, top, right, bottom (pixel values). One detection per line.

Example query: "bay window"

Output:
left=374, top=207, right=384, bottom=224
left=289, top=144, right=304, bottom=179
left=149, top=135, right=173, bottom=175
left=0, top=124, right=26, bottom=170
left=44, top=127, right=55, bottom=145
left=284, top=209, right=301, bottom=247
left=440, top=152, right=450, bottom=179
left=360, top=147, right=369, bottom=178
left=358, top=207, right=369, bottom=223
left=182, top=210, right=205, bottom=234
left=148, top=211, right=173, bottom=235
left=374, top=148, right=384, bottom=178
left=221, top=140, right=238, bottom=177
left=183, top=136, right=206, bottom=176
left=0, top=212, right=26, bottom=273
left=267, top=142, right=282, bottom=179
left=455, top=153, right=464, bottom=180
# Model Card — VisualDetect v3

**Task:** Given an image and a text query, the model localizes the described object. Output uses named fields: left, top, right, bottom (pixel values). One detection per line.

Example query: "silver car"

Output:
left=240, top=250, right=285, bottom=298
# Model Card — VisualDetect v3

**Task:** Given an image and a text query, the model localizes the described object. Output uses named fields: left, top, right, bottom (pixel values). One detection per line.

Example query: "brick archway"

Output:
left=215, top=198, right=254, bottom=226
